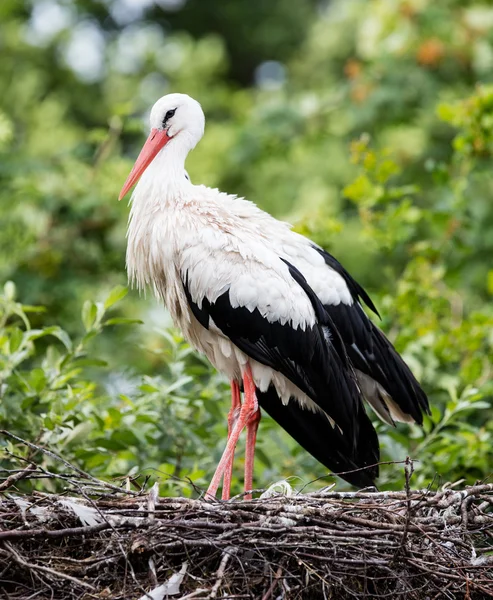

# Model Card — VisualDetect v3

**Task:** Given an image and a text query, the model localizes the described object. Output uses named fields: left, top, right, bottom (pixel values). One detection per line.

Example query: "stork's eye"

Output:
left=163, top=109, right=176, bottom=125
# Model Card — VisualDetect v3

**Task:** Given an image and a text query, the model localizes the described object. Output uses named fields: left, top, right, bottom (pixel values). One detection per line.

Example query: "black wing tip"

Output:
left=312, top=244, right=380, bottom=317
left=370, top=323, right=430, bottom=424
left=257, top=386, right=379, bottom=489
left=308, top=245, right=430, bottom=427
left=359, top=289, right=381, bottom=319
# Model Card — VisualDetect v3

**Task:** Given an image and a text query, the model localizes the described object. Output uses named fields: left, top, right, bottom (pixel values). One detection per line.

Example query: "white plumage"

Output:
left=120, top=93, right=429, bottom=499
left=128, top=187, right=318, bottom=407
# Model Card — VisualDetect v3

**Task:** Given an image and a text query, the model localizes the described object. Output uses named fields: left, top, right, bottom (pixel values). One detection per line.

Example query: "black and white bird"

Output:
left=119, top=93, right=429, bottom=500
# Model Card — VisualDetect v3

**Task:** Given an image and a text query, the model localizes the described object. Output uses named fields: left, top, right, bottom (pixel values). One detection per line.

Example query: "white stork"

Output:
left=119, top=93, right=429, bottom=500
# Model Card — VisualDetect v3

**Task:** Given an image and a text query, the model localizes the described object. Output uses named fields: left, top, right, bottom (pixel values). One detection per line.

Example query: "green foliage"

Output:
left=438, top=84, right=493, bottom=158
left=0, top=281, right=231, bottom=495
left=1, top=0, right=493, bottom=494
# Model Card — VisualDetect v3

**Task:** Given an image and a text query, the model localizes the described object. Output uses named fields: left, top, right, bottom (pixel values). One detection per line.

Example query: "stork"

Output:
left=119, top=93, right=429, bottom=500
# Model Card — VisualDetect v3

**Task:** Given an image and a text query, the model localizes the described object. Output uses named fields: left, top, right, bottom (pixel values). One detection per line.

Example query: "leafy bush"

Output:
left=0, top=282, right=227, bottom=496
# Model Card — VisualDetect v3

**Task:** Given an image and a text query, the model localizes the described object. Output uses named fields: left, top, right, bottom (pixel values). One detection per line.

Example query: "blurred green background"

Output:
left=1, top=0, right=493, bottom=495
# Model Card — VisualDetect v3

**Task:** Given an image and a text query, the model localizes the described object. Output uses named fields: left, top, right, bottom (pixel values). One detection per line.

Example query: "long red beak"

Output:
left=119, top=128, right=172, bottom=200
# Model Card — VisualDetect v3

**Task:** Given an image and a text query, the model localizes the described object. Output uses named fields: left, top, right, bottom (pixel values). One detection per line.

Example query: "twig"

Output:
left=207, top=546, right=237, bottom=598
left=0, top=464, right=37, bottom=491
left=2, top=542, right=96, bottom=591
left=395, top=456, right=413, bottom=557
left=261, top=565, right=283, bottom=600
left=0, top=522, right=111, bottom=541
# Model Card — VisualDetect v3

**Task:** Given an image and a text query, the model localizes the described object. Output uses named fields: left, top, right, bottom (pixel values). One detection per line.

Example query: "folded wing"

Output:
left=181, top=245, right=379, bottom=484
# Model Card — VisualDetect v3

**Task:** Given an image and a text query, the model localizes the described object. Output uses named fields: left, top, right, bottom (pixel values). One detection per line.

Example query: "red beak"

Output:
left=119, top=128, right=172, bottom=200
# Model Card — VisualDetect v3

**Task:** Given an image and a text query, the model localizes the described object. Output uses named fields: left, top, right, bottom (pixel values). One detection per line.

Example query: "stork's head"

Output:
left=119, top=93, right=205, bottom=200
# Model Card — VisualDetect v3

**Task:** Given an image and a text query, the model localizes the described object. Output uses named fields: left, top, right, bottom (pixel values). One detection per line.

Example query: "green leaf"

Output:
left=4, top=281, right=16, bottom=301
left=92, top=438, right=126, bottom=451
left=22, top=327, right=72, bottom=351
left=52, top=368, right=83, bottom=389
left=487, top=271, right=493, bottom=295
left=81, top=330, right=99, bottom=345
left=8, top=327, right=23, bottom=354
left=21, top=305, right=47, bottom=313
left=62, top=421, right=93, bottom=446
left=104, top=317, right=143, bottom=326
left=104, top=285, right=128, bottom=309
left=140, top=383, right=160, bottom=393
left=73, top=357, right=108, bottom=367
left=82, top=300, right=98, bottom=332
left=164, top=376, right=193, bottom=394
left=28, top=368, right=47, bottom=392
left=43, top=326, right=73, bottom=350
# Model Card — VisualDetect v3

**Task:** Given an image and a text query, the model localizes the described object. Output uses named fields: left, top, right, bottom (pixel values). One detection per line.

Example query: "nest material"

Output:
left=0, top=436, right=493, bottom=599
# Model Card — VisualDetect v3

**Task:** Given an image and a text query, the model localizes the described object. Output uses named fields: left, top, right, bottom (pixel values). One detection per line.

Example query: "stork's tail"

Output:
left=256, top=386, right=379, bottom=488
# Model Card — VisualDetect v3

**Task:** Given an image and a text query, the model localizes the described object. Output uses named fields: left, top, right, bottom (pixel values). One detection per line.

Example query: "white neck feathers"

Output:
left=130, top=134, right=194, bottom=212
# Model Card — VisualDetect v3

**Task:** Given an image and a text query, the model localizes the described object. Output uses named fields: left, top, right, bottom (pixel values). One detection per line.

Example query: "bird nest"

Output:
left=0, top=435, right=493, bottom=599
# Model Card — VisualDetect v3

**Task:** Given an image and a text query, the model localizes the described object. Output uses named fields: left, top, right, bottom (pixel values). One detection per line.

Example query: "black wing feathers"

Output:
left=183, top=279, right=209, bottom=329
left=313, top=246, right=429, bottom=423
left=183, top=265, right=361, bottom=440
left=313, top=245, right=380, bottom=317
left=281, top=259, right=349, bottom=367
left=257, top=386, right=379, bottom=488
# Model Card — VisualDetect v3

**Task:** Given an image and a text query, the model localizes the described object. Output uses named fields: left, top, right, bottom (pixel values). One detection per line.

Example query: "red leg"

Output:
left=221, top=380, right=241, bottom=500
left=206, top=365, right=258, bottom=499
left=244, top=404, right=261, bottom=500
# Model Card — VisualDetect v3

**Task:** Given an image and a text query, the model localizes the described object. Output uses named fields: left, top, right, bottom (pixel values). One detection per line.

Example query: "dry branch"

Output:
left=1, top=440, right=493, bottom=599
